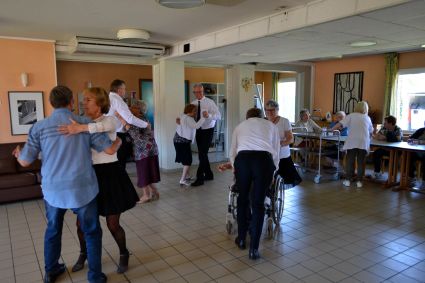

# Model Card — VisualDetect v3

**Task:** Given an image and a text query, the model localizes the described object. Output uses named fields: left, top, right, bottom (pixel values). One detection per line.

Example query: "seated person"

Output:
left=408, top=123, right=425, bottom=182
left=293, top=109, right=322, bottom=147
left=329, top=111, right=348, bottom=136
left=372, top=115, right=402, bottom=179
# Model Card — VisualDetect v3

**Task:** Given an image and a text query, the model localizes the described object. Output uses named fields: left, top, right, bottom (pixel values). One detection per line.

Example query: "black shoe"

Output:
left=117, top=251, right=129, bottom=274
left=204, top=174, right=214, bottom=181
left=98, top=272, right=107, bottom=283
left=249, top=249, right=260, bottom=260
left=71, top=253, right=86, bottom=272
left=191, top=179, right=204, bottom=187
left=44, top=263, right=66, bottom=283
left=234, top=237, right=246, bottom=250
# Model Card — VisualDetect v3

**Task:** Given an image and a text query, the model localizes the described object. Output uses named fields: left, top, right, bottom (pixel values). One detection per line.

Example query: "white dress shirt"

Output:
left=176, top=114, right=205, bottom=142
left=230, top=117, right=280, bottom=169
left=88, top=115, right=120, bottom=164
left=275, top=117, right=292, bottom=159
left=191, top=96, right=221, bottom=129
left=339, top=113, right=373, bottom=152
left=106, top=92, right=148, bottom=132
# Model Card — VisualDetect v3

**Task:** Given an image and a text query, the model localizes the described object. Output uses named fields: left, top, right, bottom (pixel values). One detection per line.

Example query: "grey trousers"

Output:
left=345, top=148, right=368, bottom=181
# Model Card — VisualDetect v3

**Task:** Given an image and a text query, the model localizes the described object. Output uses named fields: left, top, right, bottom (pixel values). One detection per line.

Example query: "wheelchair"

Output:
left=225, top=175, right=290, bottom=239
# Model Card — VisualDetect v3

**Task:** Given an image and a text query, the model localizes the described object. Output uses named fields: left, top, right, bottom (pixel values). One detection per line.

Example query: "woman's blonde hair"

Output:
left=83, top=87, right=110, bottom=114
left=353, top=101, right=369, bottom=114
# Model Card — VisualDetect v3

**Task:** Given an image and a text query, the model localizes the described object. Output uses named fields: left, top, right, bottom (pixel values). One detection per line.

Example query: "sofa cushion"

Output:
left=0, top=158, right=17, bottom=174
left=0, top=173, right=37, bottom=189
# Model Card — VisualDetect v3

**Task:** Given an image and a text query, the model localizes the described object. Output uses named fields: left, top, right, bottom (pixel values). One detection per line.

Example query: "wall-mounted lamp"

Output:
left=21, top=72, right=28, bottom=87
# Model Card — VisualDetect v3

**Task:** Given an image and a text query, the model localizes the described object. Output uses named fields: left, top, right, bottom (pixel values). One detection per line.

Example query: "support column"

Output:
left=225, top=64, right=256, bottom=155
left=153, top=60, right=185, bottom=170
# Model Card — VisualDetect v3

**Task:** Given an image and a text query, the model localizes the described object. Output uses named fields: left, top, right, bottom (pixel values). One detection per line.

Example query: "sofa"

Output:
left=0, top=142, right=42, bottom=203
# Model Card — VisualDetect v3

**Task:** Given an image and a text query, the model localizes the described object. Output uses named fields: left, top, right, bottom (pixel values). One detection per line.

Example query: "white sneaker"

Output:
left=356, top=181, right=363, bottom=188
left=373, top=172, right=383, bottom=179
left=342, top=180, right=351, bottom=187
left=179, top=180, right=190, bottom=186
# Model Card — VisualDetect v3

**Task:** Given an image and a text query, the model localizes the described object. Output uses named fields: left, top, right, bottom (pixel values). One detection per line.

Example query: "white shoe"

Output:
left=343, top=180, right=351, bottom=187
left=356, top=181, right=363, bottom=188
left=179, top=180, right=190, bottom=186
left=185, top=176, right=193, bottom=181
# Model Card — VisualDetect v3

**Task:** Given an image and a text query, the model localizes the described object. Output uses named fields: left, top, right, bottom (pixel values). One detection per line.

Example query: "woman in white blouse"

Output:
left=58, top=87, right=138, bottom=274
left=174, top=104, right=207, bottom=186
left=331, top=101, right=373, bottom=188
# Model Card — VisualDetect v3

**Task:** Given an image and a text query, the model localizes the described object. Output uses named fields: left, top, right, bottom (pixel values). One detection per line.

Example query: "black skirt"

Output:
left=93, top=161, right=139, bottom=216
left=174, top=142, right=192, bottom=166
left=277, top=156, right=302, bottom=186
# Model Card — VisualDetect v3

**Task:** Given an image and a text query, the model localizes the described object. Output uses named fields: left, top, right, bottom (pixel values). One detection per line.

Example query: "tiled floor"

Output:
left=1, top=163, right=425, bottom=283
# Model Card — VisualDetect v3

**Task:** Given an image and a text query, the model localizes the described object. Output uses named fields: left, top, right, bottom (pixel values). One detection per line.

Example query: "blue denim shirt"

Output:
left=19, top=108, right=112, bottom=209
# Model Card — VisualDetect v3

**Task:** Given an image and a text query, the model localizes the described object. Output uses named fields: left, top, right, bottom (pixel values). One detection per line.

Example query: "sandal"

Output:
left=151, top=192, right=160, bottom=201
left=137, top=195, right=151, bottom=204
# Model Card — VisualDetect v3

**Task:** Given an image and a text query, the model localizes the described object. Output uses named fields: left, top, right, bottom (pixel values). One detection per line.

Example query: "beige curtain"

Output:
left=271, top=72, right=279, bottom=101
left=383, top=53, right=399, bottom=118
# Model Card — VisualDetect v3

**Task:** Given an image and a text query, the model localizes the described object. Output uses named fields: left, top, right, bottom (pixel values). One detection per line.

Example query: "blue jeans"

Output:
left=44, top=198, right=103, bottom=283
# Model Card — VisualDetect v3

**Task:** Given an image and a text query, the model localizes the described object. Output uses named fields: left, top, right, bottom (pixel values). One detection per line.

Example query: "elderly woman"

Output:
left=265, top=100, right=302, bottom=186
left=294, top=109, right=322, bottom=133
left=331, top=101, right=373, bottom=188
left=117, top=100, right=160, bottom=203
left=58, top=87, right=139, bottom=274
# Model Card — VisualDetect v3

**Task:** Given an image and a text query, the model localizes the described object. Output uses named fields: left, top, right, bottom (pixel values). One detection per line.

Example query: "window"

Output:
left=277, top=78, right=296, bottom=122
left=395, top=69, right=425, bottom=131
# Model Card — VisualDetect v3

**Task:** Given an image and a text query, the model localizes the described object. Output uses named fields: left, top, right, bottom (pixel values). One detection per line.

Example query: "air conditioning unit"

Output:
left=56, top=36, right=166, bottom=57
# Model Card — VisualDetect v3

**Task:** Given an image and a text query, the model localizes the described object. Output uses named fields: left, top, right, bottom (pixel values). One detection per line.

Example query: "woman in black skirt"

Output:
left=174, top=104, right=206, bottom=186
left=58, top=87, right=139, bottom=274
left=265, top=100, right=302, bottom=186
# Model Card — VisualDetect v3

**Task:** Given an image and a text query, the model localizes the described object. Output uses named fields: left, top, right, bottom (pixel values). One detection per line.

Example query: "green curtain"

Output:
left=383, top=53, right=399, bottom=118
left=271, top=72, right=279, bottom=101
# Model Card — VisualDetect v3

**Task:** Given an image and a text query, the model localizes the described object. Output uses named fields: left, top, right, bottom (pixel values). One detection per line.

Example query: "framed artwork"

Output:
left=139, top=79, right=154, bottom=129
left=333, top=71, right=364, bottom=114
left=8, top=91, right=44, bottom=135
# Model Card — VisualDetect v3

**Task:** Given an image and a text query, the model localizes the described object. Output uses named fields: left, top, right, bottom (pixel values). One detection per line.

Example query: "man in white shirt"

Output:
left=230, top=108, right=280, bottom=260
left=190, top=83, right=221, bottom=187
left=106, top=79, right=149, bottom=169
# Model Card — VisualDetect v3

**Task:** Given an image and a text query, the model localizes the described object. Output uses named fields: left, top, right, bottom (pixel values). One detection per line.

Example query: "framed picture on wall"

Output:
left=333, top=71, right=364, bottom=114
left=8, top=91, right=44, bottom=135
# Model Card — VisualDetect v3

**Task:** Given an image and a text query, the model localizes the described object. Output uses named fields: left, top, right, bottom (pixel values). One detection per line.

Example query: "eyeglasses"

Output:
left=265, top=108, right=276, bottom=112
left=193, top=91, right=203, bottom=94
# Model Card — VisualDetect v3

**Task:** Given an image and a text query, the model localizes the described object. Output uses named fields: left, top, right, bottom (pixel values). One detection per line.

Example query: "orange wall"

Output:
left=313, top=50, right=425, bottom=121
left=314, top=55, right=386, bottom=120
left=399, top=50, right=425, bottom=69
left=184, top=67, right=224, bottom=83
left=255, top=71, right=272, bottom=101
left=0, top=38, right=56, bottom=143
left=57, top=61, right=153, bottom=102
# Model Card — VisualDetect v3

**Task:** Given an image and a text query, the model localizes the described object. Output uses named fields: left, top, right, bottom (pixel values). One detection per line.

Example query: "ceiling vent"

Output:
left=56, top=36, right=166, bottom=57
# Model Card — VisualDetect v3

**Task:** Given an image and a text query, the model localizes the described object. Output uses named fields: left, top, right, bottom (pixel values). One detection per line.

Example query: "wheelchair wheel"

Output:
left=271, top=178, right=285, bottom=225
left=231, top=193, right=238, bottom=220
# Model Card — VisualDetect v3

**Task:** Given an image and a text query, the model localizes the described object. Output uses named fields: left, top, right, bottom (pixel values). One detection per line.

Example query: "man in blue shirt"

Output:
left=14, top=86, right=121, bottom=283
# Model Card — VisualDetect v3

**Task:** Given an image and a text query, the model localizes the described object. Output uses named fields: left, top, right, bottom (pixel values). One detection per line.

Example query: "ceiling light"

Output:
left=117, top=29, right=150, bottom=42
left=349, top=41, right=377, bottom=47
left=239, top=52, right=259, bottom=57
left=156, top=0, right=205, bottom=9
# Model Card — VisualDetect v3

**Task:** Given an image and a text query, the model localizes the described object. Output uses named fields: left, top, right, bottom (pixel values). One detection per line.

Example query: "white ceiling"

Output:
left=1, top=0, right=425, bottom=65
left=0, top=0, right=311, bottom=44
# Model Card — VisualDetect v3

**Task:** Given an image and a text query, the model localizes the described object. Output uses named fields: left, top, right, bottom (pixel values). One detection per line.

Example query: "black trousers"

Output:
left=117, top=132, right=133, bottom=170
left=373, top=148, right=389, bottom=173
left=234, top=151, right=275, bottom=250
left=195, top=128, right=214, bottom=181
